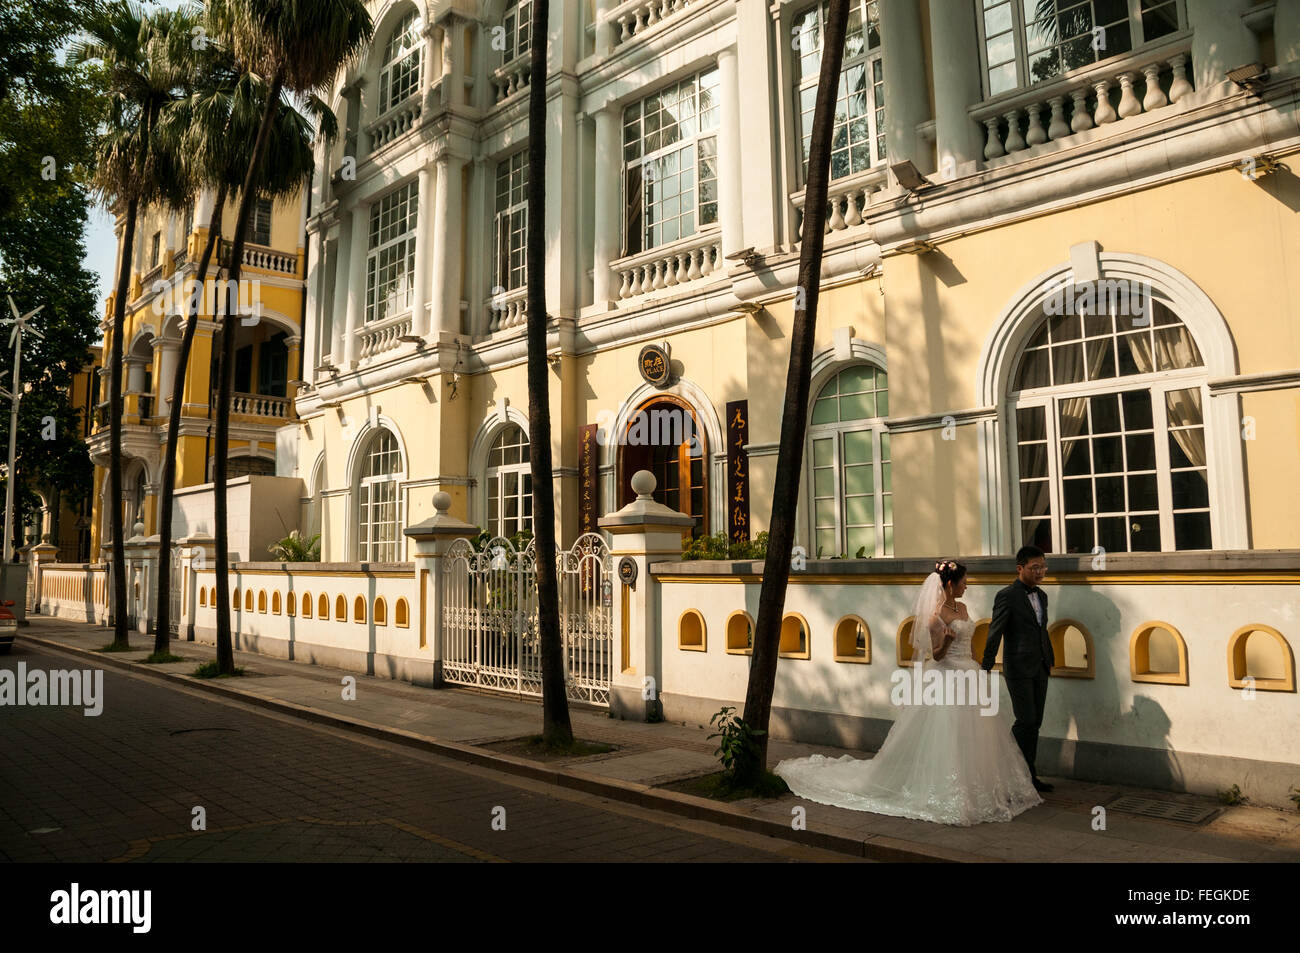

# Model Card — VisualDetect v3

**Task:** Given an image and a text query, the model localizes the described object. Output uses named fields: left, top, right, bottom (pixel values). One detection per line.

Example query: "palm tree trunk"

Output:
left=213, top=74, right=285, bottom=675
left=525, top=0, right=572, bottom=748
left=736, top=0, right=850, bottom=786
left=108, top=196, right=139, bottom=648
left=153, top=183, right=228, bottom=654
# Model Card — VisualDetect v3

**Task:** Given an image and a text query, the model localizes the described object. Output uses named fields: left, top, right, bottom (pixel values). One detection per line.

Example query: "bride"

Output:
left=774, top=559, right=1042, bottom=826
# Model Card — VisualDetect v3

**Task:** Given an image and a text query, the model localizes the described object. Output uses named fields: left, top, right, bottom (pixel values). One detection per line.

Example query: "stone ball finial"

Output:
left=631, top=469, right=656, bottom=500
left=133, top=520, right=145, bottom=537
left=432, top=491, right=452, bottom=514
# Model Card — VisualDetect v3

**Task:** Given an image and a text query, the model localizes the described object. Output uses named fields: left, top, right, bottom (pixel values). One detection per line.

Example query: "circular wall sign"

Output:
left=617, top=556, right=638, bottom=588
left=638, top=344, right=671, bottom=387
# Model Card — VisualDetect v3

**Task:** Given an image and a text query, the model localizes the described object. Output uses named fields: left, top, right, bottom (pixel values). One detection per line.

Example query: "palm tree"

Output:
left=735, top=0, right=850, bottom=787
left=522, top=0, right=572, bottom=748
left=74, top=0, right=196, bottom=648
left=203, top=0, right=371, bottom=674
left=151, top=37, right=335, bottom=654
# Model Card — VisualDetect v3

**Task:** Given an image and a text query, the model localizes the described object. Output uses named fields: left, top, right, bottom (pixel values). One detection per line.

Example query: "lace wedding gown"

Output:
left=774, top=618, right=1043, bottom=826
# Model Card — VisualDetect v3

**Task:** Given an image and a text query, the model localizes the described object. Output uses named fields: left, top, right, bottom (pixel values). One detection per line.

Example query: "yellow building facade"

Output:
left=91, top=188, right=308, bottom=554
left=285, top=0, right=1298, bottom=566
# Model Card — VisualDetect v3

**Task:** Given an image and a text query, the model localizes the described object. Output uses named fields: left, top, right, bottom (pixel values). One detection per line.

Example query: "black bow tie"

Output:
left=1025, top=585, right=1040, bottom=594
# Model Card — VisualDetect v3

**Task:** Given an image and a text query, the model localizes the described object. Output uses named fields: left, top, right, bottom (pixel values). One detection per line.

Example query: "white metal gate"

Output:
left=442, top=533, right=613, bottom=705
left=168, top=547, right=181, bottom=636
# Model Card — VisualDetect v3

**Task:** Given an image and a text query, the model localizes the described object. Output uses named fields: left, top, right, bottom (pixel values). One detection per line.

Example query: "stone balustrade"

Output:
left=614, top=231, right=722, bottom=302
left=367, top=95, right=422, bottom=151
left=231, top=392, right=290, bottom=418
left=971, top=39, right=1194, bottom=162
left=219, top=238, right=298, bottom=276
left=485, top=285, right=529, bottom=334
left=357, top=314, right=412, bottom=360
left=608, top=0, right=696, bottom=49
left=492, top=55, right=530, bottom=104
left=792, top=166, right=890, bottom=241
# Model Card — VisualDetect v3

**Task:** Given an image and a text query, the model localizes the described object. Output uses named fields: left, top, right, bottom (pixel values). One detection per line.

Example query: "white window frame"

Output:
left=621, top=68, right=721, bottom=256
left=1008, top=298, right=1215, bottom=553
left=379, top=11, right=423, bottom=115
left=493, top=150, right=529, bottom=294
left=365, top=180, right=418, bottom=324
left=805, top=364, right=894, bottom=558
left=976, top=0, right=1186, bottom=99
left=792, top=0, right=886, bottom=183
left=484, top=424, right=533, bottom=539
left=501, top=0, right=532, bottom=65
left=356, top=429, right=404, bottom=562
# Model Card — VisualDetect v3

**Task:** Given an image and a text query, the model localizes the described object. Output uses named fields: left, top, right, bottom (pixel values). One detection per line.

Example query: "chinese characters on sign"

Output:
left=638, top=343, right=671, bottom=387
left=579, top=422, right=600, bottom=535
left=726, top=399, right=749, bottom=543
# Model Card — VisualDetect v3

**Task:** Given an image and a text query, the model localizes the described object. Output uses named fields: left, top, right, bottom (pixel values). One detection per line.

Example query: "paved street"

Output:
left=0, top=642, right=857, bottom=863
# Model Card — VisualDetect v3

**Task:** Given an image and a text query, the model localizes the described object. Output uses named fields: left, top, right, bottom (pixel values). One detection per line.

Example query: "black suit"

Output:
left=982, top=578, right=1055, bottom=778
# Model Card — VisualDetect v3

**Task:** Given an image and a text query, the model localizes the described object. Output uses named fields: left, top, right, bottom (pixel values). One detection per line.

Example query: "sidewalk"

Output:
left=16, top=617, right=1300, bottom=863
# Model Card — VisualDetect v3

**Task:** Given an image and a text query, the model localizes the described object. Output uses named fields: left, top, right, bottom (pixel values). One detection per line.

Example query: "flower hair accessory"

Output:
left=934, top=559, right=957, bottom=574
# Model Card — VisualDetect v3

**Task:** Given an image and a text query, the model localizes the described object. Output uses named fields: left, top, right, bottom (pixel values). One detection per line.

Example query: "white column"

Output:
left=195, top=188, right=215, bottom=228
left=410, top=162, right=435, bottom=337
left=303, top=223, right=322, bottom=376
left=716, top=46, right=744, bottom=259
left=1186, top=0, right=1259, bottom=92
left=439, top=19, right=455, bottom=106
left=156, top=340, right=179, bottom=407
left=421, top=20, right=440, bottom=104
left=430, top=154, right=465, bottom=337
left=929, top=0, right=985, bottom=176
left=164, top=211, right=178, bottom=254
left=879, top=0, right=929, bottom=170
left=464, top=156, right=489, bottom=332
left=1277, top=0, right=1300, bottom=68
left=125, top=356, right=147, bottom=393
left=343, top=205, right=368, bottom=365
left=330, top=224, right=350, bottom=364
left=592, top=104, right=620, bottom=306
left=734, top=0, right=778, bottom=253
left=593, top=0, right=616, bottom=56
left=447, top=17, right=466, bottom=107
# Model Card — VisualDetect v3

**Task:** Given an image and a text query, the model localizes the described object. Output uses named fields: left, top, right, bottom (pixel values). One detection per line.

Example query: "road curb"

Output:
left=19, top=633, right=986, bottom=864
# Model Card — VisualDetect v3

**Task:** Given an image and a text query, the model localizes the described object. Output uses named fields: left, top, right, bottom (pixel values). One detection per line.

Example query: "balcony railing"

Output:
left=357, top=313, right=412, bottom=360
left=230, top=392, right=290, bottom=419
left=367, top=94, right=422, bottom=151
left=791, top=165, right=891, bottom=241
left=971, top=35, right=1193, bottom=163
left=484, top=285, right=528, bottom=334
left=613, top=229, right=723, bottom=303
left=218, top=238, right=299, bottom=276
left=491, top=53, right=530, bottom=104
left=607, top=0, right=698, bottom=50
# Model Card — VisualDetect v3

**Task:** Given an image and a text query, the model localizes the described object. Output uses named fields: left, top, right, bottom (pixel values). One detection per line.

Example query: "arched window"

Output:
left=374, top=597, right=388, bottom=626
left=357, top=428, right=403, bottom=561
left=485, top=424, right=532, bottom=538
left=619, top=397, right=708, bottom=538
left=379, top=11, right=423, bottom=115
left=302, top=592, right=313, bottom=618
left=807, top=364, right=892, bottom=557
left=353, top=595, right=366, bottom=623
left=335, top=595, right=347, bottom=621
left=318, top=593, right=329, bottom=618
left=395, top=598, right=410, bottom=628
left=1010, top=297, right=1211, bottom=553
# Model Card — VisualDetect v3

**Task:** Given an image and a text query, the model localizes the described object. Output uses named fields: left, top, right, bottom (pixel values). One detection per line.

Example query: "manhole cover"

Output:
left=1106, top=794, right=1218, bottom=825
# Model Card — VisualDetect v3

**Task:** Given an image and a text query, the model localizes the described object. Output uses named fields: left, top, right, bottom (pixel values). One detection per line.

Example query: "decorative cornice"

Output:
left=1207, top=368, right=1300, bottom=396
left=883, top=407, right=999, bottom=434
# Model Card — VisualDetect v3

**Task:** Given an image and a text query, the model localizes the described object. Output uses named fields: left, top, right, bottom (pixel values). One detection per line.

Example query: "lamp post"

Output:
left=2, top=295, right=45, bottom=564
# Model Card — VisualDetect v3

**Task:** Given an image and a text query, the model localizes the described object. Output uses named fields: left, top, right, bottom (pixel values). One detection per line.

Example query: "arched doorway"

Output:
left=618, top=395, right=707, bottom=538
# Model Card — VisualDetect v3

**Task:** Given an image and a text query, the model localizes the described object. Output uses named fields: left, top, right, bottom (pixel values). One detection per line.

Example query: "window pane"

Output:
left=1173, top=511, right=1211, bottom=550
left=842, top=430, right=873, bottom=464
left=1171, top=469, right=1209, bottom=509
left=843, top=464, right=873, bottom=496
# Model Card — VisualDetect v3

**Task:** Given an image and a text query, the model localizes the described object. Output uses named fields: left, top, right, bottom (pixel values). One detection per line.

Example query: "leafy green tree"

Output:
left=74, top=0, right=196, bottom=647
left=0, top=186, right=100, bottom=555
left=203, top=0, right=371, bottom=675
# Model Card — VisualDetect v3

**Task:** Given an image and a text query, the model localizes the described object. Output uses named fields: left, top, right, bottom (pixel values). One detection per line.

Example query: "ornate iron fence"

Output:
left=442, top=533, right=613, bottom=705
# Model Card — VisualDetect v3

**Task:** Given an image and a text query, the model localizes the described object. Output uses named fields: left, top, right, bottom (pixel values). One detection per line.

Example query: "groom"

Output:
left=982, top=545, right=1056, bottom=793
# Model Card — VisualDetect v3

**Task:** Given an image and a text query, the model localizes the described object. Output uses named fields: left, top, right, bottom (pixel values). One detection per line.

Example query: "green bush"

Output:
left=268, top=530, right=320, bottom=562
left=682, top=531, right=769, bottom=561
left=707, top=705, right=766, bottom=776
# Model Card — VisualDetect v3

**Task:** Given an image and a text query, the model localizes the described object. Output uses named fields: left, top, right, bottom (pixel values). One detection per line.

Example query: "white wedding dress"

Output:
left=774, top=618, right=1043, bottom=826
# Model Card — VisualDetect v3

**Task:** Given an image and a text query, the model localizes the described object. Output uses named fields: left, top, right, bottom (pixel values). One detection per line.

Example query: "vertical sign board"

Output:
left=726, top=400, right=750, bottom=543
left=579, top=423, right=600, bottom=536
